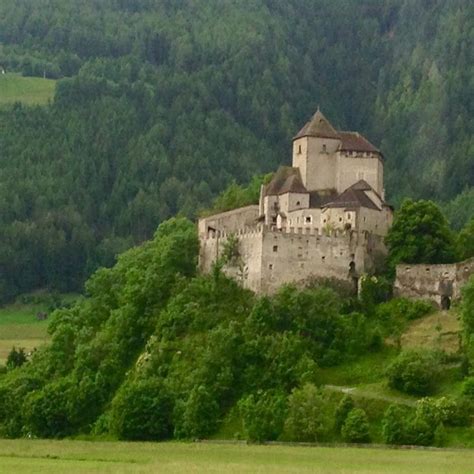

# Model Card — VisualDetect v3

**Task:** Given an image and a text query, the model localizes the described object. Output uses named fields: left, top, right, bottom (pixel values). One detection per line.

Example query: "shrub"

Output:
left=173, top=385, right=219, bottom=439
left=109, top=378, right=172, bottom=441
left=334, top=394, right=355, bottom=434
left=283, top=384, right=331, bottom=442
left=382, top=404, right=410, bottom=445
left=376, top=298, right=434, bottom=322
left=386, top=350, right=438, bottom=395
left=341, top=408, right=370, bottom=443
left=6, top=347, right=27, bottom=370
left=462, top=376, right=474, bottom=398
left=238, top=390, right=287, bottom=442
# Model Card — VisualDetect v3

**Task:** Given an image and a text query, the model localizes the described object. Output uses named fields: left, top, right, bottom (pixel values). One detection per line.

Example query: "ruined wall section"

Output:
left=394, top=258, right=474, bottom=307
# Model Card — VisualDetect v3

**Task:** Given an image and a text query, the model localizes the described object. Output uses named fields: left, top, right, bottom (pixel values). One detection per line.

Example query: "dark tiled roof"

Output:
left=309, top=189, right=338, bottom=208
left=324, top=180, right=381, bottom=210
left=264, top=166, right=308, bottom=196
left=338, top=131, right=380, bottom=154
left=294, top=109, right=340, bottom=140
left=294, top=109, right=381, bottom=155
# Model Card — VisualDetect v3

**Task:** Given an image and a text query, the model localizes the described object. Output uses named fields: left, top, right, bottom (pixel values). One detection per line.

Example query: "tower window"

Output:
left=296, top=201, right=301, bottom=206
left=298, top=145, right=302, bottom=154
left=273, top=245, right=278, bottom=253
left=322, top=144, right=327, bottom=153
left=306, top=216, right=312, bottom=223
left=269, top=264, right=273, bottom=270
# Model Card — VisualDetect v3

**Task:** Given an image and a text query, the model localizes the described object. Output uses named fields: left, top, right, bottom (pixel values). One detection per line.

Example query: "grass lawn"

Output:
left=0, top=439, right=473, bottom=474
left=0, top=73, right=56, bottom=106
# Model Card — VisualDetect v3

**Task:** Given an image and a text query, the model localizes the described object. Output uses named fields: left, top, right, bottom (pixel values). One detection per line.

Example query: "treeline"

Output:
left=0, top=0, right=472, bottom=298
left=0, top=216, right=473, bottom=445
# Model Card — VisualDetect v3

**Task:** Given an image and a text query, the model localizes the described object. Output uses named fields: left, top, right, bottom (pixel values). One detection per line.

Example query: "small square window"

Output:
left=296, top=201, right=301, bottom=206
left=269, top=264, right=273, bottom=270
left=322, top=256, right=326, bottom=262
left=273, top=245, right=278, bottom=253
left=306, top=216, right=311, bottom=223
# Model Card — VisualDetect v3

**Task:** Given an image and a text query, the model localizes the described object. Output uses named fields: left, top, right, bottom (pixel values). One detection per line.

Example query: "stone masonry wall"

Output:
left=200, top=225, right=386, bottom=294
left=394, top=258, right=474, bottom=308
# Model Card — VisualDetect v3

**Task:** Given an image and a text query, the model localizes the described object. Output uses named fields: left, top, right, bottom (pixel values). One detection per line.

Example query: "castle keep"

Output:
left=199, top=109, right=393, bottom=293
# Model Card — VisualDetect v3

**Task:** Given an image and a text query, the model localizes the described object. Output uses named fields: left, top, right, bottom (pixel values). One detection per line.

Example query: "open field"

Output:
left=0, top=439, right=473, bottom=474
left=0, top=302, right=50, bottom=364
left=0, top=73, right=56, bottom=106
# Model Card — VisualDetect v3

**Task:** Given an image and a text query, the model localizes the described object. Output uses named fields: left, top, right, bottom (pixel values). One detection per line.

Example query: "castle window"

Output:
left=322, top=256, right=326, bottom=262
left=269, top=264, right=273, bottom=270
left=273, top=245, right=278, bottom=253
left=272, top=216, right=277, bottom=223
left=347, top=214, right=351, bottom=220
left=306, top=216, right=312, bottom=223
left=339, top=217, right=343, bottom=222
left=322, top=144, right=327, bottom=153
left=298, top=145, right=302, bottom=154
left=296, top=201, right=301, bottom=206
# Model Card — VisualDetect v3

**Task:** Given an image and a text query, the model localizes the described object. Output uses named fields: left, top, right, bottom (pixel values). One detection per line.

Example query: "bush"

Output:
left=6, top=347, right=27, bottom=370
left=109, top=378, right=172, bottom=441
left=173, top=385, right=219, bottom=439
left=376, top=298, right=434, bottom=322
left=283, top=384, right=331, bottom=442
left=382, top=404, right=410, bottom=445
left=386, top=350, right=438, bottom=395
left=462, top=376, right=474, bottom=398
left=334, top=394, right=355, bottom=434
left=238, top=390, right=287, bottom=442
left=341, top=408, right=370, bottom=443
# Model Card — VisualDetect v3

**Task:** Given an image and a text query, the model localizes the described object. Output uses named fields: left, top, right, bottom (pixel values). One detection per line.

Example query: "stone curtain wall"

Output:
left=394, top=258, right=474, bottom=307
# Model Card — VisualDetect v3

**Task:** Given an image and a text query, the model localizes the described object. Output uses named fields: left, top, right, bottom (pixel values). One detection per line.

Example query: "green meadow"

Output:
left=0, top=439, right=473, bottom=474
left=0, top=73, right=56, bottom=106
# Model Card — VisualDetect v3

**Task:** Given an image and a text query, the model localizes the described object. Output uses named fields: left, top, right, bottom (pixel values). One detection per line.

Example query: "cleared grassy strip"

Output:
left=0, top=73, right=56, bottom=105
left=0, top=439, right=473, bottom=474
left=0, top=301, right=50, bottom=365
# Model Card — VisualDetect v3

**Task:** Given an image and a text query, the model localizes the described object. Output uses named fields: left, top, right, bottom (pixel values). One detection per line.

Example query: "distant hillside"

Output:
left=0, top=74, right=55, bottom=106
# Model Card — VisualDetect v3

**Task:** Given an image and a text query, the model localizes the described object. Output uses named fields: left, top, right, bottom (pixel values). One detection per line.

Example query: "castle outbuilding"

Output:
left=199, top=109, right=393, bottom=293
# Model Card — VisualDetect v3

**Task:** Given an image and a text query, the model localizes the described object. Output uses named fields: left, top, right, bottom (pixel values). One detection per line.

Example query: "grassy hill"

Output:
left=0, top=73, right=56, bottom=106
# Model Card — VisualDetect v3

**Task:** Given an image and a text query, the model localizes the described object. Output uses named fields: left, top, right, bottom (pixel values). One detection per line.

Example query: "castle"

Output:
left=199, top=109, right=393, bottom=294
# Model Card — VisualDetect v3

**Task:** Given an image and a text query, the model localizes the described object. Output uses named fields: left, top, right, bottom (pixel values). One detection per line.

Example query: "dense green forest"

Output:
left=1, top=216, right=473, bottom=445
left=0, top=0, right=472, bottom=297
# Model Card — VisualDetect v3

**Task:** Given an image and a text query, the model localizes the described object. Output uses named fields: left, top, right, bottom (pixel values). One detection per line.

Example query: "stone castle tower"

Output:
left=199, top=109, right=393, bottom=294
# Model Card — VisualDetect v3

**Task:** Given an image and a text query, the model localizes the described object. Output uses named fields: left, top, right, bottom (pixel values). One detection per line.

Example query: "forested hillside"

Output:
left=0, top=0, right=472, bottom=298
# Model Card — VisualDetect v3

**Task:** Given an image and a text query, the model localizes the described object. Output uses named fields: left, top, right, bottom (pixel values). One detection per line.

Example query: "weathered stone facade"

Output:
left=199, top=109, right=393, bottom=294
left=394, top=258, right=474, bottom=309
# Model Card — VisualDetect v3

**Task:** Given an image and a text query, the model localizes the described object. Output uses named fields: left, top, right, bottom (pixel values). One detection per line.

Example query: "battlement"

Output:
left=201, top=223, right=384, bottom=245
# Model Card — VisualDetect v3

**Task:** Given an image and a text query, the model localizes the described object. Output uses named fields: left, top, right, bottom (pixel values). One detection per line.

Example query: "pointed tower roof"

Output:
left=293, top=108, right=340, bottom=140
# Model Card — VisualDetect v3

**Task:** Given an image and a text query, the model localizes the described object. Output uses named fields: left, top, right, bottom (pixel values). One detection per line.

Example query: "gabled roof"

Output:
left=338, top=131, right=380, bottom=154
left=294, top=109, right=340, bottom=140
left=324, top=180, right=381, bottom=210
left=264, top=166, right=308, bottom=196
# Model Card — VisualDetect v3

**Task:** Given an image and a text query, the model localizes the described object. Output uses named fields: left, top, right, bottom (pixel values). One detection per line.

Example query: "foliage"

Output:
left=386, top=350, right=439, bottom=395
left=457, top=219, right=474, bottom=261
left=382, top=404, right=410, bottom=445
left=6, top=347, right=27, bottom=370
left=238, top=390, right=287, bottom=442
left=283, top=384, right=331, bottom=442
left=461, top=276, right=474, bottom=338
left=341, top=408, right=370, bottom=443
left=334, top=394, right=355, bottom=434
left=108, top=378, right=172, bottom=441
left=385, top=199, right=457, bottom=268
left=462, top=377, right=474, bottom=398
